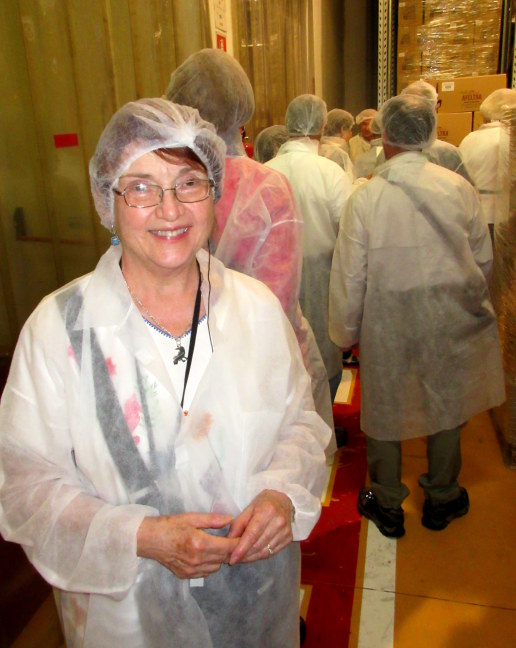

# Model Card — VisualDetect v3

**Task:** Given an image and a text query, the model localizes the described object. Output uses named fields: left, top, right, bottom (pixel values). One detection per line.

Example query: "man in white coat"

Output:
left=460, top=87, right=516, bottom=241
left=329, top=93, right=505, bottom=538
left=267, top=94, right=353, bottom=402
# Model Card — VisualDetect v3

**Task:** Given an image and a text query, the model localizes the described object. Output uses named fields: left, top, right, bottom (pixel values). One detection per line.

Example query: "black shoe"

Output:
left=300, top=616, right=306, bottom=646
left=421, top=487, right=469, bottom=531
left=357, top=488, right=405, bottom=538
left=342, top=350, right=359, bottom=366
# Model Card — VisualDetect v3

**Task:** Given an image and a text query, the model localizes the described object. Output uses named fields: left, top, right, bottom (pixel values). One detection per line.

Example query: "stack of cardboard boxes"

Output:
left=397, top=0, right=504, bottom=92
left=436, top=73, right=507, bottom=145
left=397, top=0, right=507, bottom=146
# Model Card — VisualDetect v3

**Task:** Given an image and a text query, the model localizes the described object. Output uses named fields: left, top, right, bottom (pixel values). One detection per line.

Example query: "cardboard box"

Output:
left=398, top=1, right=423, bottom=26
left=437, top=74, right=507, bottom=113
left=437, top=112, right=473, bottom=146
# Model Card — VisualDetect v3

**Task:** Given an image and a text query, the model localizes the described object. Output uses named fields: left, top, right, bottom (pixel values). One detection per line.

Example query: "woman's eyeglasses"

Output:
left=113, top=178, right=214, bottom=207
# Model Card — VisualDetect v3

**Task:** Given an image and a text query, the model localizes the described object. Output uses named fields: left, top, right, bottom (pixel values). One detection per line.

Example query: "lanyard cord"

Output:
left=180, top=263, right=202, bottom=410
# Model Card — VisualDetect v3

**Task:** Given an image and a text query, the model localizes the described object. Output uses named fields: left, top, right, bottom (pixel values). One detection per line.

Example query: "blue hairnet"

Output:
left=89, top=98, right=226, bottom=229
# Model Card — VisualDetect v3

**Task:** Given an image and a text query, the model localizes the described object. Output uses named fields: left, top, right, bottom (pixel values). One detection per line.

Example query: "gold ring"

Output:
left=267, top=543, right=274, bottom=556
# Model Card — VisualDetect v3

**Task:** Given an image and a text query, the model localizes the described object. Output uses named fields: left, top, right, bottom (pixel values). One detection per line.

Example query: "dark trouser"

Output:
left=329, top=370, right=343, bottom=403
left=366, top=426, right=463, bottom=509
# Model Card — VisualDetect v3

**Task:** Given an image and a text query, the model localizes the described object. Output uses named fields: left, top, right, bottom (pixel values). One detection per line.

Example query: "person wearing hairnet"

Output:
left=349, top=108, right=378, bottom=162
left=401, top=80, right=474, bottom=184
left=166, top=48, right=337, bottom=456
left=460, top=88, right=516, bottom=241
left=267, top=94, right=353, bottom=404
left=330, top=93, right=505, bottom=538
left=353, top=114, right=384, bottom=179
left=254, top=124, right=289, bottom=163
left=0, top=98, right=330, bottom=647
left=319, top=108, right=355, bottom=182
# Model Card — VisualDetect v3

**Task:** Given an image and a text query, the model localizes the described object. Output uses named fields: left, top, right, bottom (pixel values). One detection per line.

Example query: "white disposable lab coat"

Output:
left=0, top=246, right=330, bottom=647
left=460, top=121, right=502, bottom=225
left=319, top=136, right=355, bottom=183
left=213, top=155, right=336, bottom=453
left=329, top=152, right=505, bottom=440
left=267, top=138, right=353, bottom=381
left=424, top=138, right=474, bottom=185
left=349, top=134, right=371, bottom=162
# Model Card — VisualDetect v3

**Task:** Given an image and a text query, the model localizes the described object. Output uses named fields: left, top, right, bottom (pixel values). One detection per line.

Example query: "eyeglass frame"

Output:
left=112, top=178, right=215, bottom=207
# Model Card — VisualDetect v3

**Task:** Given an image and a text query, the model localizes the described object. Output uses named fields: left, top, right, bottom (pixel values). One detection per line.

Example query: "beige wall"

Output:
left=313, top=1, right=374, bottom=116
left=0, top=0, right=208, bottom=351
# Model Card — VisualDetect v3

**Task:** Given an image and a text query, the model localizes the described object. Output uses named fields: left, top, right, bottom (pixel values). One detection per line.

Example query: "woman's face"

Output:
left=114, top=150, right=214, bottom=278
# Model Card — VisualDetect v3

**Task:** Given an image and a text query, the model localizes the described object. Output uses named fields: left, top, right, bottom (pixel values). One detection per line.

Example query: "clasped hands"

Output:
left=137, top=489, right=294, bottom=580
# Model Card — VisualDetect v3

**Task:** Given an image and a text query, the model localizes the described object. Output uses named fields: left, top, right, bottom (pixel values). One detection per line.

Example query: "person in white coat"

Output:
left=166, top=49, right=337, bottom=457
left=319, top=108, right=355, bottom=182
left=460, top=88, right=516, bottom=240
left=401, top=80, right=474, bottom=184
left=349, top=108, right=378, bottom=162
left=0, top=98, right=330, bottom=647
left=266, top=94, right=353, bottom=402
left=254, top=124, right=289, bottom=163
left=329, top=94, right=505, bottom=539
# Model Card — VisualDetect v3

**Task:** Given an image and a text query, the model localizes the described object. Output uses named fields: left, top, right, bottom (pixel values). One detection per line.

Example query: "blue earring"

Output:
left=111, top=227, right=120, bottom=246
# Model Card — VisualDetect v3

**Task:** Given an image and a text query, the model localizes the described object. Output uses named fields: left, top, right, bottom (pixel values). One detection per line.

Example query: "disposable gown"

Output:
left=267, top=138, right=353, bottom=381
left=329, top=152, right=505, bottom=440
left=354, top=138, right=384, bottom=178
left=213, top=154, right=336, bottom=453
left=424, top=139, right=474, bottom=185
left=0, top=246, right=330, bottom=647
left=319, top=135, right=355, bottom=183
left=349, top=134, right=371, bottom=162
left=354, top=139, right=474, bottom=184
left=459, top=122, right=501, bottom=225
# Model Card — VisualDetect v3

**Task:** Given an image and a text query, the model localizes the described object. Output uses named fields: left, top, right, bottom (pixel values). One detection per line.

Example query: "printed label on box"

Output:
left=441, top=81, right=455, bottom=92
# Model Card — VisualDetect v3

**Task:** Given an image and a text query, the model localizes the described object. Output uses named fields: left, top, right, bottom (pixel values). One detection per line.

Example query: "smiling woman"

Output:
left=0, top=97, right=330, bottom=647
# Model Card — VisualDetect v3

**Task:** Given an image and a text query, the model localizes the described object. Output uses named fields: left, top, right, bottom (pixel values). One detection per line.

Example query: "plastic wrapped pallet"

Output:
left=490, top=106, right=516, bottom=467
left=397, top=0, right=504, bottom=92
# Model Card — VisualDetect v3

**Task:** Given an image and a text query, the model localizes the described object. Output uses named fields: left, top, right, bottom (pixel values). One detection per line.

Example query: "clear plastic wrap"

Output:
left=490, top=106, right=516, bottom=465
left=397, top=0, right=504, bottom=91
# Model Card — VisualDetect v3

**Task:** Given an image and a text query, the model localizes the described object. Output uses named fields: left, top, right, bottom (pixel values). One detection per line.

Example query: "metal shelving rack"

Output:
left=377, top=0, right=396, bottom=106
left=378, top=0, right=515, bottom=102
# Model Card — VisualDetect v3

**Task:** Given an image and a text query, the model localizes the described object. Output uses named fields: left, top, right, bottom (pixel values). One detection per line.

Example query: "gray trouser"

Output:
left=366, top=426, right=462, bottom=509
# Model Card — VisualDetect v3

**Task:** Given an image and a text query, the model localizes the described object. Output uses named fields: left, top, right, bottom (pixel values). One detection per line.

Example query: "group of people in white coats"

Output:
left=255, top=79, right=510, bottom=541
left=0, top=43, right=512, bottom=647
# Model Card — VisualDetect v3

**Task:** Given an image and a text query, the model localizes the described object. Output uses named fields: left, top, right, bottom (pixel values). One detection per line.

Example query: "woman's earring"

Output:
left=111, top=226, right=120, bottom=246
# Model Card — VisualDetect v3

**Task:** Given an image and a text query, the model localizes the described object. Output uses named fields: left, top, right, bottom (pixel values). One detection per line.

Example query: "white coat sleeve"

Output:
left=0, top=317, right=156, bottom=597
left=243, top=306, right=331, bottom=541
left=329, top=192, right=368, bottom=348
left=465, top=185, right=493, bottom=279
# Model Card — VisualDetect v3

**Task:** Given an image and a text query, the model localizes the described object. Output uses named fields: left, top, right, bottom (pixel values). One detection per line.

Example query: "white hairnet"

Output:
left=480, top=88, right=516, bottom=121
left=165, top=48, right=254, bottom=156
left=89, top=98, right=226, bottom=230
left=378, top=94, right=437, bottom=150
left=253, top=125, right=289, bottom=163
left=285, top=94, right=327, bottom=137
left=355, top=108, right=378, bottom=125
left=370, top=115, right=382, bottom=135
left=401, top=80, right=438, bottom=106
left=324, top=109, right=354, bottom=136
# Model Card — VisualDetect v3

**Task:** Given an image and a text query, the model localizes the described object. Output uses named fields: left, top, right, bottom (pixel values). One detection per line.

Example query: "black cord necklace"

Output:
left=123, top=262, right=203, bottom=410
